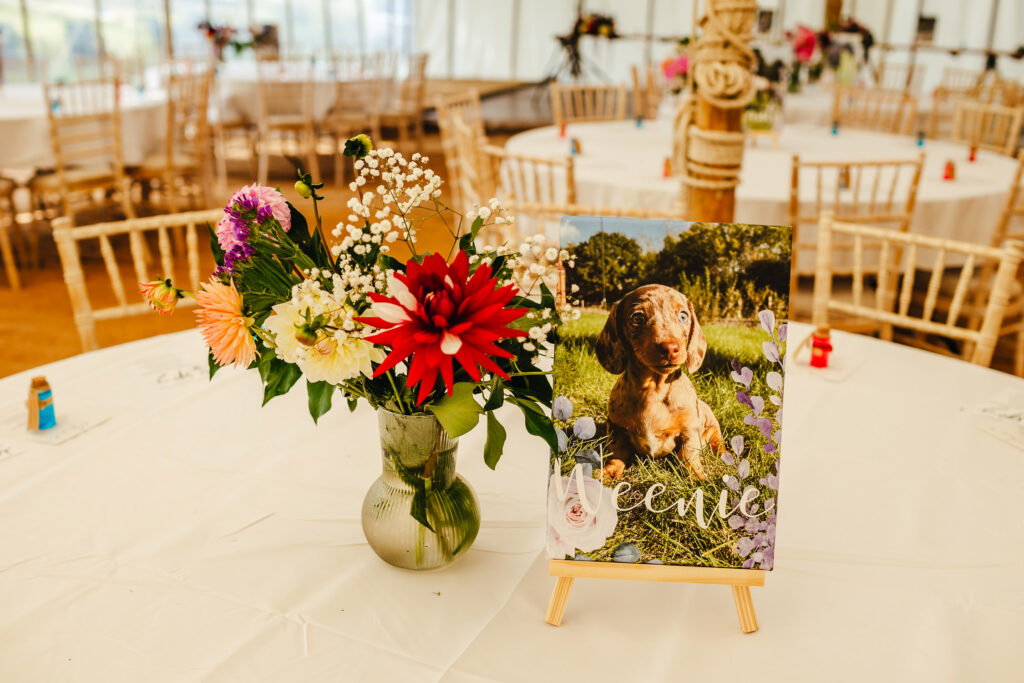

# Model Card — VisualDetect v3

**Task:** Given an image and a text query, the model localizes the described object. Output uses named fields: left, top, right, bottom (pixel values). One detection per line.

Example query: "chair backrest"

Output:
left=951, top=100, right=1024, bottom=156
left=812, top=213, right=1023, bottom=368
left=164, top=64, right=212, bottom=165
left=789, top=153, right=924, bottom=283
left=436, top=89, right=485, bottom=211
left=481, top=144, right=576, bottom=244
left=941, top=66, right=984, bottom=93
left=256, top=56, right=315, bottom=124
left=875, top=62, right=925, bottom=93
left=631, top=63, right=665, bottom=119
left=831, top=86, right=917, bottom=135
left=42, top=78, right=132, bottom=218
left=392, top=53, right=429, bottom=116
left=448, top=112, right=496, bottom=213
left=52, top=209, right=223, bottom=351
left=990, top=150, right=1024, bottom=246
left=549, top=82, right=628, bottom=127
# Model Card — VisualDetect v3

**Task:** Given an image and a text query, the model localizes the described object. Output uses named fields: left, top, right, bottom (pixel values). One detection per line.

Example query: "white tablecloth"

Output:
left=215, top=62, right=341, bottom=124
left=0, top=84, right=168, bottom=169
left=505, top=121, right=1017, bottom=255
left=1, top=323, right=1022, bottom=681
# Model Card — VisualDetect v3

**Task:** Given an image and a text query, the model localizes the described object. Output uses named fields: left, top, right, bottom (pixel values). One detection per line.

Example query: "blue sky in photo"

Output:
left=559, top=216, right=694, bottom=253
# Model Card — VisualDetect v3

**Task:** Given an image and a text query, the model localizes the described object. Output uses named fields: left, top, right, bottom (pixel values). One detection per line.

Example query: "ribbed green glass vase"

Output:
left=361, top=410, right=480, bottom=570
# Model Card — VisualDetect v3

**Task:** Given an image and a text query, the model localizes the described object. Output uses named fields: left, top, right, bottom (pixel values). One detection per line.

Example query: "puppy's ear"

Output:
left=595, top=302, right=627, bottom=375
left=685, top=298, right=707, bottom=373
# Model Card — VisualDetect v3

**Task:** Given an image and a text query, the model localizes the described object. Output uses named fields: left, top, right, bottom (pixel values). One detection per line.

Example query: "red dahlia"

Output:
left=357, top=251, right=528, bottom=405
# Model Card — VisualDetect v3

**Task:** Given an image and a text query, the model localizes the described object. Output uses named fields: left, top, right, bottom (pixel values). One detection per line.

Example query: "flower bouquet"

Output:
left=146, top=137, right=569, bottom=569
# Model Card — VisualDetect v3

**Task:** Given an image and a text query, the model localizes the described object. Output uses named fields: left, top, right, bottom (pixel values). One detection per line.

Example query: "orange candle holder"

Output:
left=943, top=160, right=956, bottom=181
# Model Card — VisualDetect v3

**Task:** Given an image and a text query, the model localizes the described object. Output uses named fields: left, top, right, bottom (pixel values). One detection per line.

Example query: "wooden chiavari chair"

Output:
left=940, top=67, right=984, bottom=92
left=321, top=52, right=388, bottom=182
left=788, top=154, right=924, bottom=315
left=0, top=178, right=19, bottom=289
left=549, top=83, right=628, bottom=127
left=973, top=150, right=1024, bottom=374
left=380, top=53, right=429, bottom=152
left=255, top=55, right=318, bottom=185
left=436, top=89, right=486, bottom=213
left=631, top=63, right=665, bottom=119
left=52, top=209, right=221, bottom=351
left=812, top=213, right=1023, bottom=368
left=478, top=142, right=686, bottom=245
left=950, top=100, right=1024, bottom=157
left=31, top=78, right=136, bottom=226
left=132, top=63, right=213, bottom=211
left=875, top=62, right=926, bottom=93
left=831, top=86, right=917, bottom=135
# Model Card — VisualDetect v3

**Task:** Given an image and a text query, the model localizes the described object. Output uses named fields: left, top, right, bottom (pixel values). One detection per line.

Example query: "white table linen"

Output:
left=0, top=84, right=167, bottom=169
left=1, top=323, right=1022, bottom=681
left=505, top=120, right=1017, bottom=271
left=215, top=62, right=341, bottom=124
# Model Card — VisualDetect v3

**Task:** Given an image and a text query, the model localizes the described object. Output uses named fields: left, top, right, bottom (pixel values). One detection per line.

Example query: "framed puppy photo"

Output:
left=548, top=216, right=791, bottom=577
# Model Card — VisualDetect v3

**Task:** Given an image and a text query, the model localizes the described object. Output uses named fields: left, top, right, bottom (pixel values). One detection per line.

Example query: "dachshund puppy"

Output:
left=595, top=284, right=724, bottom=480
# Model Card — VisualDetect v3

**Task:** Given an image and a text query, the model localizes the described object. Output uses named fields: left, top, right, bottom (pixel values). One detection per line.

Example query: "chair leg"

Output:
left=0, top=220, right=20, bottom=290
left=257, top=135, right=269, bottom=186
left=334, top=136, right=345, bottom=185
left=1015, top=329, right=1024, bottom=377
left=305, top=128, right=320, bottom=184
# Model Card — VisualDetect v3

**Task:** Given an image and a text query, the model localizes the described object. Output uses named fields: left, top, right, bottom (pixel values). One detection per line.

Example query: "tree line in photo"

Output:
left=564, top=222, right=791, bottom=322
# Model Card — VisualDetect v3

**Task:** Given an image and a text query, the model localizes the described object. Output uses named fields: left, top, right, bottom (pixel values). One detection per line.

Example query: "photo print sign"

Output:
left=548, top=216, right=792, bottom=571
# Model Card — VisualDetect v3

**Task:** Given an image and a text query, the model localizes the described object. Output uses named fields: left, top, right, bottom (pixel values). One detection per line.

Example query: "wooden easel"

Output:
left=544, top=560, right=765, bottom=633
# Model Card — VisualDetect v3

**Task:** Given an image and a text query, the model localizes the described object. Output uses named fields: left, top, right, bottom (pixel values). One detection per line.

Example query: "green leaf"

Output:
left=377, top=253, right=404, bottom=273
left=306, top=380, right=335, bottom=423
left=508, top=397, right=558, bottom=452
left=208, top=350, right=221, bottom=380
left=483, top=411, right=507, bottom=470
left=207, top=222, right=225, bottom=268
left=347, top=397, right=358, bottom=412
left=261, top=357, right=303, bottom=406
left=483, top=376, right=504, bottom=411
left=426, top=382, right=482, bottom=438
left=458, top=216, right=485, bottom=251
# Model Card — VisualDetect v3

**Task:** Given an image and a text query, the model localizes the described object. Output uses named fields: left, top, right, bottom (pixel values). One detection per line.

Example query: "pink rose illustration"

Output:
left=546, top=469, right=619, bottom=559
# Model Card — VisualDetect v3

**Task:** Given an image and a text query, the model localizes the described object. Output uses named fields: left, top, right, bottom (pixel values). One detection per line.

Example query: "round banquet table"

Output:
left=0, top=83, right=168, bottom=169
left=505, top=121, right=1017, bottom=251
left=1, top=323, right=1022, bottom=681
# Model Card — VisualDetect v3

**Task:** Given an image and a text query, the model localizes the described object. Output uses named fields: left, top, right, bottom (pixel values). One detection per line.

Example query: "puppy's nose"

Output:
left=659, top=341, right=681, bottom=358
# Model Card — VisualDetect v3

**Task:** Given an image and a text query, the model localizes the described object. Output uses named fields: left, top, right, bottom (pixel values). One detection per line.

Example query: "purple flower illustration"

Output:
left=731, top=435, right=744, bottom=455
left=730, top=366, right=753, bottom=387
left=553, top=395, right=573, bottom=421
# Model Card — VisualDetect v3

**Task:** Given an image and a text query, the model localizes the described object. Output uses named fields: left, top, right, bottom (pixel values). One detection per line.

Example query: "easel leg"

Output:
left=731, top=585, right=759, bottom=633
left=545, top=576, right=575, bottom=626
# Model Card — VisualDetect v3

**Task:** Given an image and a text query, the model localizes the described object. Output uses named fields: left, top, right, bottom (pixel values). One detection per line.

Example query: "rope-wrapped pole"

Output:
left=675, top=0, right=758, bottom=222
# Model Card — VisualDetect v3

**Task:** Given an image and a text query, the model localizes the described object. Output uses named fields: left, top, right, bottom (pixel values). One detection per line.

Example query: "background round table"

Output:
left=216, top=61, right=342, bottom=124
left=505, top=120, right=1016, bottom=251
left=0, top=322, right=1022, bottom=680
left=0, top=83, right=168, bottom=169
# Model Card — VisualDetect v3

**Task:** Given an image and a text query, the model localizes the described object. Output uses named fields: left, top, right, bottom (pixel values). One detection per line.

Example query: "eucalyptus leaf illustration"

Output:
left=611, top=543, right=642, bottom=563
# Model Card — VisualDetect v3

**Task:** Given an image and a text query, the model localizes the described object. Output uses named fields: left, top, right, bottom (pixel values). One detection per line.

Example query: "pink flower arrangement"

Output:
left=791, top=25, right=817, bottom=63
left=216, top=184, right=292, bottom=275
left=662, top=54, right=688, bottom=81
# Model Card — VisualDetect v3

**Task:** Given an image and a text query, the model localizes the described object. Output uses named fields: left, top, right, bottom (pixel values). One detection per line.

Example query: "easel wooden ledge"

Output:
left=545, top=559, right=765, bottom=633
